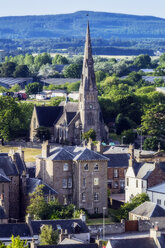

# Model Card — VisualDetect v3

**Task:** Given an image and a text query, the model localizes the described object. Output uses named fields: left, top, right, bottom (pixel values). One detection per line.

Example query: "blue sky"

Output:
left=1, top=0, right=165, bottom=18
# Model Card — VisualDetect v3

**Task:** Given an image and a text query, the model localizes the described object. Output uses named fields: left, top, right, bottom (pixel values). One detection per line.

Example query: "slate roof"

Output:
left=0, top=169, right=11, bottom=182
left=0, top=207, right=6, bottom=219
left=0, top=223, right=31, bottom=238
left=147, top=182, right=165, bottom=194
left=36, top=106, right=63, bottom=127
left=130, top=201, right=165, bottom=218
left=59, top=102, right=78, bottom=112
left=26, top=178, right=58, bottom=195
left=14, top=153, right=26, bottom=175
left=37, top=245, right=98, bottom=248
left=0, top=155, right=18, bottom=176
left=48, top=147, right=74, bottom=161
left=73, top=148, right=109, bottom=161
left=158, top=234, right=165, bottom=248
left=133, top=162, right=155, bottom=179
left=31, top=219, right=89, bottom=235
left=103, top=153, right=129, bottom=168
left=109, top=237, right=157, bottom=248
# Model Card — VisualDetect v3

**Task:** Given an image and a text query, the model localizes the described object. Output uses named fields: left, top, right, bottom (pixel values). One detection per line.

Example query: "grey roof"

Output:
left=14, top=153, right=26, bottom=175
left=0, top=223, right=31, bottom=238
left=37, top=245, right=98, bottom=248
left=147, top=182, right=165, bottom=194
left=0, top=155, right=18, bottom=176
left=103, top=153, right=129, bottom=168
left=0, top=169, right=11, bottom=182
left=130, top=201, right=165, bottom=218
left=41, top=78, right=80, bottom=86
left=158, top=234, right=165, bottom=248
left=59, top=102, right=78, bottom=112
left=0, top=77, right=33, bottom=88
left=133, top=162, right=155, bottom=179
left=26, top=178, right=58, bottom=195
left=109, top=237, right=157, bottom=248
left=48, top=147, right=74, bottom=161
left=31, top=219, right=89, bottom=235
left=0, top=207, right=6, bottom=219
left=36, top=106, right=64, bottom=127
left=73, top=148, right=109, bottom=161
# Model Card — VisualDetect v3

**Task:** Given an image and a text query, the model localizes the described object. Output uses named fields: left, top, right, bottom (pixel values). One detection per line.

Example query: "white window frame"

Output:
left=94, top=192, right=99, bottom=201
left=82, top=192, right=86, bottom=202
left=94, top=177, right=99, bottom=186
left=62, top=178, right=67, bottom=188
left=63, top=163, right=69, bottom=171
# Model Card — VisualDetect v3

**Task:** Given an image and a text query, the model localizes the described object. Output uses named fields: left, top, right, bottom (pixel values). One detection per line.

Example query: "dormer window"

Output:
left=63, top=163, right=69, bottom=171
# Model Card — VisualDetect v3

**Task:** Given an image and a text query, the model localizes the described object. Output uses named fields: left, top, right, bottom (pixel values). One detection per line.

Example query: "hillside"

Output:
left=1, top=11, right=165, bottom=39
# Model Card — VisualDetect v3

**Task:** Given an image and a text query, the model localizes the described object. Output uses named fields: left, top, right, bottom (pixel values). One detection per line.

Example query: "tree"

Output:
left=13, top=65, right=30, bottom=77
left=0, top=62, right=16, bottom=77
left=63, top=64, right=82, bottom=78
left=9, top=84, right=21, bottom=92
left=121, top=129, right=136, bottom=144
left=115, top=113, right=131, bottom=135
left=52, top=54, right=68, bottom=65
left=116, top=193, right=149, bottom=221
left=40, top=225, right=59, bottom=245
left=27, top=184, right=48, bottom=220
left=25, top=82, right=43, bottom=95
left=7, top=235, right=28, bottom=248
left=82, top=129, right=96, bottom=141
left=34, top=53, right=52, bottom=69
left=141, top=104, right=165, bottom=139
left=0, top=241, right=6, bottom=248
left=143, top=136, right=165, bottom=151
left=133, top=54, right=151, bottom=68
left=50, top=97, right=66, bottom=106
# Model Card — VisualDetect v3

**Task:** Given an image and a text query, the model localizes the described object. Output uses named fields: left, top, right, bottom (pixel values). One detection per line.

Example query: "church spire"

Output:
left=81, top=21, right=96, bottom=90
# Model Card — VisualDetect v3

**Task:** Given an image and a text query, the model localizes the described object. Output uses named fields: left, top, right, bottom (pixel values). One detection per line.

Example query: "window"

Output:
left=94, top=192, right=99, bottom=201
left=108, top=180, right=112, bottom=189
left=124, top=169, right=127, bottom=176
left=114, top=169, right=118, bottom=178
left=157, top=199, right=161, bottom=205
left=82, top=193, right=86, bottom=202
left=82, top=178, right=86, bottom=188
left=94, top=178, right=99, bottom=186
left=94, top=207, right=99, bottom=214
left=120, top=180, right=125, bottom=189
left=63, top=163, right=69, bottom=171
left=62, top=178, right=67, bottom=188
left=84, top=164, right=88, bottom=171
left=114, top=181, right=119, bottom=189
left=136, top=180, right=138, bottom=188
left=68, top=178, right=72, bottom=188
left=33, top=118, right=36, bottom=129
left=126, top=178, right=129, bottom=186
left=94, top=164, right=99, bottom=171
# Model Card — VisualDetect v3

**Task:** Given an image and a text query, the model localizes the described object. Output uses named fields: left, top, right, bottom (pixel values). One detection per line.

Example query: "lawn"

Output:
left=0, top=146, right=41, bottom=162
left=86, top=218, right=113, bottom=225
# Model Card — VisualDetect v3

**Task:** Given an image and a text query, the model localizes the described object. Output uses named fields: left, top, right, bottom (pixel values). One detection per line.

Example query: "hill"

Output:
left=1, top=11, right=165, bottom=39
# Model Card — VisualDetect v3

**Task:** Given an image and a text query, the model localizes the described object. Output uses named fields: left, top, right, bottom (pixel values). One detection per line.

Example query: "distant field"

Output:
left=0, top=146, right=40, bottom=162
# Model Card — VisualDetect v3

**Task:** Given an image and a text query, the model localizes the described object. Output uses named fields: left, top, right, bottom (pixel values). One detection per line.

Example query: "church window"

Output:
left=87, top=112, right=94, bottom=125
left=33, top=118, right=36, bottom=129
left=82, top=193, right=86, bottom=202
left=63, top=163, right=69, bottom=171
left=94, top=164, right=99, bottom=171
left=127, top=178, right=129, bottom=186
left=114, top=169, right=118, bottom=178
left=82, top=178, right=86, bottom=187
left=84, top=164, right=88, bottom=171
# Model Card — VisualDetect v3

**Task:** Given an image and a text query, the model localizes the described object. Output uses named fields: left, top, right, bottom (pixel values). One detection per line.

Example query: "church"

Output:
left=30, top=23, right=107, bottom=145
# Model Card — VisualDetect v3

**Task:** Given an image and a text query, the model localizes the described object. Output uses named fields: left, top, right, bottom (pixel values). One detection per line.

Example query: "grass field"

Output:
left=0, top=146, right=41, bottom=162
left=86, top=218, right=113, bottom=225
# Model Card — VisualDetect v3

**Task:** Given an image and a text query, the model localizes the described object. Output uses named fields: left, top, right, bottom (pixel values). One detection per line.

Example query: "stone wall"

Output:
left=138, top=219, right=151, bottom=232
left=88, top=221, right=125, bottom=236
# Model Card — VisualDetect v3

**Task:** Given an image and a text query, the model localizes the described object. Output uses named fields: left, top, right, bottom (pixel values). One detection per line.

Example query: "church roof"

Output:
left=35, top=106, right=63, bottom=127
left=59, top=102, right=78, bottom=112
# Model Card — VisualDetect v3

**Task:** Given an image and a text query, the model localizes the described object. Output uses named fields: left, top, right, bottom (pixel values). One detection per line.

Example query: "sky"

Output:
left=1, top=0, right=165, bottom=18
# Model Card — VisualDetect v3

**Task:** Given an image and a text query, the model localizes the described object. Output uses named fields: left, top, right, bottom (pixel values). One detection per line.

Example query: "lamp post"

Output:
left=103, top=207, right=106, bottom=240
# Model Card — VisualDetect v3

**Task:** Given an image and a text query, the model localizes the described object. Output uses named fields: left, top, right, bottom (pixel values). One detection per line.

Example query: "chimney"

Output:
left=129, top=144, right=134, bottom=167
left=8, top=149, right=16, bottom=162
left=96, top=141, right=103, bottom=154
left=17, top=147, right=25, bottom=161
left=42, top=140, right=50, bottom=158
left=87, top=138, right=94, bottom=151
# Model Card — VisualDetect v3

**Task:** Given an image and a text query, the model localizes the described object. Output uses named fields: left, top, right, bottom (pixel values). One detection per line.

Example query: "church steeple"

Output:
left=81, top=21, right=97, bottom=90
left=78, top=22, right=106, bottom=142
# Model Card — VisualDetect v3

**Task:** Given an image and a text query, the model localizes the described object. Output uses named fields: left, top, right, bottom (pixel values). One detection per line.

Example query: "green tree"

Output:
left=117, top=193, right=149, bottom=221
left=143, top=136, right=165, bottom=151
left=24, top=54, right=34, bottom=66
left=40, top=225, right=59, bottom=245
left=7, top=235, right=28, bottom=248
left=133, top=54, right=151, bottom=68
left=121, top=129, right=136, bottom=144
left=50, top=97, right=65, bottom=106
left=34, top=53, right=52, bottom=69
left=0, top=62, right=16, bottom=77
left=9, top=84, right=21, bottom=92
left=63, top=64, right=82, bottom=78
left=82, top=128, right=96, bottom=141
left=115, top=113, right=131, bottom=135
left=27, top=184, right=48, bottom=220
left=52, top=54, right=68, bottom=65
left=13, top=65, right=30, bottom=77
left=0, top=241, right=6, bottom=248
left=25, top=82, right=42, bottom=95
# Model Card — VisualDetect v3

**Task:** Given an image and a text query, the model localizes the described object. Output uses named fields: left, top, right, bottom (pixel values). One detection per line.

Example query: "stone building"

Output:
left=30, top=22, right=107, bottom=145
left=35, top=141, right=108, bottom=214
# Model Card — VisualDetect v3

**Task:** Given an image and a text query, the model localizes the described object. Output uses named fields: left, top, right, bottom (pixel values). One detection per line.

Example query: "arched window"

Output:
left=33, top=118, right=36, bottom=129
left=87, top=112, right=94, bottom=125
left=84, top=164, right=88, bottom=171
